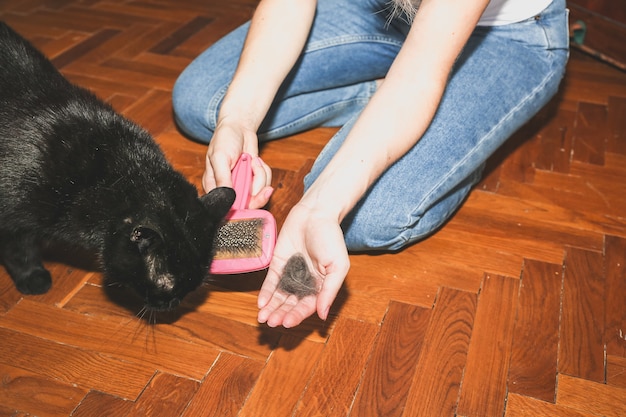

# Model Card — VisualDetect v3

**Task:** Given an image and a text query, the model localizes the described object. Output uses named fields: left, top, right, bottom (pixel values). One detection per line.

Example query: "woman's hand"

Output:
left=257, top=202, right=350, bottom=328
left=202, top=121, right=273, bottom=209
left=200, top=0, right=317, bottom=209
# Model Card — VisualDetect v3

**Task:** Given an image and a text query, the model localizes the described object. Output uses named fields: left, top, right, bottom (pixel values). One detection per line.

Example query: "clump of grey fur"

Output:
left=278, top=254, right=318, bottom=299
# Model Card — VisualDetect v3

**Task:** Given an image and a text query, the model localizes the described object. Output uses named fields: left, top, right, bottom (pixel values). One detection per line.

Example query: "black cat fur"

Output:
left=0, top=22, right=235, bottom=310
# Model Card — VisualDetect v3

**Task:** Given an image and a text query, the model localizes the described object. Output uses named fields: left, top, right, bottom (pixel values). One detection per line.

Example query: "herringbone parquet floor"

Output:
left=1, top=1, right=625, bottom=416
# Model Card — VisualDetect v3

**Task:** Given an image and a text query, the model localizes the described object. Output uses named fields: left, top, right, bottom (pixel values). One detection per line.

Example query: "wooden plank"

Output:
left=505, top=393, right=597, bottom=417
left=63, top=73, right=150, bottom=100
left=336, top=254, right=441, bottom=326
left=182, top=353, right=263, bottom=417
left=295, top=317, right=379, bottom=417
left=457, top=274, right=519, bottom=417
left=93, top=1, right=202, bottom=23
left=239, top=335, right=324, bottom=417
left=508, top=259, right=562, bottom=402
left=0, top=269, right=22, bottom=314
left=448, top=191, right=604, bottom=260
left=495, top=123, right=540, bottom=185
left=150, top=15, right=214, bottom=54
left=560, top=52, right=626, bottom=106
left=556, top=374, right=626, bottom=417
left=351, top=301, right=431, bottom=417
left=0, top=363, right=87, bottom=417
left=0, top=299, right=222, bottom=380
left=37, top=30, right=90, bottom=59
left=0, top=327, right=153, bottom=399
left=64, top=283, right=282, bottom=358
left=529, top=168, right=626, bottom=226
left=171, top=13, right=254, bottom=59
left=607, top=96, right=626, bottom=155
left=72, top=391, right=134, bottom=417
left=559, top=247, right=605, bottom=382
left=402, top=288, right=477, bottom=417
left=607, top=355, right=626, bottom=389
left=121, top=89, right=176, bottom=137
left=61, top=61, right=175, bottom=90
left=127, top=372, right=199, bottom=417
left=533, top=106, right=576, bottom=174
left=403, top=227, right=526, bottom=281
left=51, top=28, right=120, bottom=68
left=28, top=263, right=94, bottom=307
left=572, top=102, right=607, bottom=165
left=604, top=235, right=626, bottom=357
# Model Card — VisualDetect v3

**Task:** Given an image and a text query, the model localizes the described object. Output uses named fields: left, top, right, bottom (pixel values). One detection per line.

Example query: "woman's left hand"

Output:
left=257, top=202, right=350, bottom=328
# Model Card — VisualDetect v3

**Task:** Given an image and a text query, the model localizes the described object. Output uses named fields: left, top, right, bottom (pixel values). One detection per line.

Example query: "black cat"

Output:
left=0, top=22, right=235, bottom=310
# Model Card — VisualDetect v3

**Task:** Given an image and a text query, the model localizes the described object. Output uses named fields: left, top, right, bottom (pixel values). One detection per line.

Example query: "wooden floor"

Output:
left=1, top=1, right=626, bottom=416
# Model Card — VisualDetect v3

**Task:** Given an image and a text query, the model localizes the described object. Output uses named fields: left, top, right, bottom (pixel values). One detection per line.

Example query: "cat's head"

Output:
left=103, top=185, right=235, bottom=311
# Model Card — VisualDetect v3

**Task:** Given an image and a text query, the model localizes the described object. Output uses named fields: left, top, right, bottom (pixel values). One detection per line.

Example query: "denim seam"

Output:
left=305, top=34, right=404, bottom=53
left=206, top=83, right=229, bottom=131
left=534, top=14, right=553, bottom=50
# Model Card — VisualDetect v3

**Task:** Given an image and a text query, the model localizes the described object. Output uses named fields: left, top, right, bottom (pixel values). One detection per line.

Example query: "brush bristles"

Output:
left=213, top=218, right=264, bottom=259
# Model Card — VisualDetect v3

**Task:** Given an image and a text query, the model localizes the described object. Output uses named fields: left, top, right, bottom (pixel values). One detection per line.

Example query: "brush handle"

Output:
left=231, top=153, right=253, bottom=210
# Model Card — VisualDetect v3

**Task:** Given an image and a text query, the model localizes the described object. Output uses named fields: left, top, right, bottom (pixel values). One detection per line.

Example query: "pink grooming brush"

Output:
left=210, top=153, right=276, bottom=274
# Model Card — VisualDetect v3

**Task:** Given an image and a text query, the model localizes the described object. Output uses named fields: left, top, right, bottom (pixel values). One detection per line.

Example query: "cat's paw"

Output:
left=14, top=269, right=52, bottom=294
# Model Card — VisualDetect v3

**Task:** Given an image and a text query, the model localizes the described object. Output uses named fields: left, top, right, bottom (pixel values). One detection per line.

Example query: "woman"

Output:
left=172, top=0, right=569, bottom=328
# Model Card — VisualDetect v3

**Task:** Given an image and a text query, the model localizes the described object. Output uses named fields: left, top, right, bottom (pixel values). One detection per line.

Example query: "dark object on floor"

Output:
left=0, top=22, right=235, bottom=311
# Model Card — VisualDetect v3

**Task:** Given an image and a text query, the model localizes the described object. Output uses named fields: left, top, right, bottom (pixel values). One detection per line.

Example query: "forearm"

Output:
left=300, top=0, right=490, bottom=222
left=299, top=72, right=443, bottom=222
left=217, top=0, right=317, bottom=132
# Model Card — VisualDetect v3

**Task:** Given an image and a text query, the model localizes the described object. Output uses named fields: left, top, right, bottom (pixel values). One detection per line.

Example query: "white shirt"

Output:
left=478, top=0, right=552, bottom=26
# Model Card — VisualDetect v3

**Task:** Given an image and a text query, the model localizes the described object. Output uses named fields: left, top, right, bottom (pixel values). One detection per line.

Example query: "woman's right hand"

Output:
left=202, top=121, right=273, bottom=209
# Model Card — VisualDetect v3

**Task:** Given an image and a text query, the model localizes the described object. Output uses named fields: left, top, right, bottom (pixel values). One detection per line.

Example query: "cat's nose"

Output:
left=168, top=297, right=181, bottom=309
left=147, top=296, right=181, bottom=311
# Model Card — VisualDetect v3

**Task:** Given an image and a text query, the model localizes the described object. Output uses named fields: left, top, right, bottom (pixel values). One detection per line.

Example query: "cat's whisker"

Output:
left=136, top=305, right=151, bottom=322
left=115, top=307, right=155, bottom=354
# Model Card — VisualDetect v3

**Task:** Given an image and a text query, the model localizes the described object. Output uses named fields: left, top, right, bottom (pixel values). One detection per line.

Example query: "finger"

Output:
left=261, top=293, right=317, bottom=328
left=202, top=169, right=217, bottom=193
left=257, top=290, right=290, bottom=325
left=248, top=186, right=274, bottom=209
left=209, top=153, right=235, bottom=189
left=257, top=267, right=282, bottom=309
left=263, top=294, right=301, bottom=327
left=251, top=157, right=272, bottom=194
left=316, top=273, right=345, bottom=321
left=315, top=258, right=350, bottom=321
left=280, top=295, right=317, bottom=328
left=256, top=157, right=272, bottom=182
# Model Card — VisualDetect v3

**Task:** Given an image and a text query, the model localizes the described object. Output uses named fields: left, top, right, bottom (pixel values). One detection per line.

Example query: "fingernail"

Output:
left=264, top=187, right=274, bottom=199
left=321, top=305, right=330, bottom=321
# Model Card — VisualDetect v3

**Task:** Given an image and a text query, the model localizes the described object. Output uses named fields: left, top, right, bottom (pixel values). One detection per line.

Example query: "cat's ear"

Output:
left=200, top=187, right=236, bottom=218
left=130, top=225, right=162, bottom=254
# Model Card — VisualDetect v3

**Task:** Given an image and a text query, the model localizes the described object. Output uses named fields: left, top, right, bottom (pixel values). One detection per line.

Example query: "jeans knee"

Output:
left=342, top=169, right=481, bottom=252
left=343, top=213, right=443, bottom=252
left=171, top=72, right=219, bottom=143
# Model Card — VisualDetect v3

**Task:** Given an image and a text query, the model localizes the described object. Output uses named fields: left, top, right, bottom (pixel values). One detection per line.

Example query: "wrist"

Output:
left=216, top=111, right=257, bottom=135
left=299, top=174, right=362, bottom=224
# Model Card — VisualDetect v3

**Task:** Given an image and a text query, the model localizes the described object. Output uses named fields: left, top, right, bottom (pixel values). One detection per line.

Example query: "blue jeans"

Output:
left=173, top=0, right=569, bottom=252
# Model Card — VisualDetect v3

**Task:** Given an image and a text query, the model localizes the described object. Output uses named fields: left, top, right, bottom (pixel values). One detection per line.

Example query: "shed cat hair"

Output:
left=388, top=0, right=422, bottom=22
left=0, top=22, right=235, bottom=311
